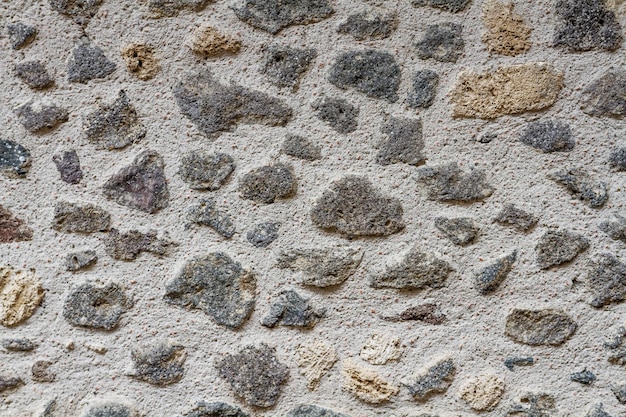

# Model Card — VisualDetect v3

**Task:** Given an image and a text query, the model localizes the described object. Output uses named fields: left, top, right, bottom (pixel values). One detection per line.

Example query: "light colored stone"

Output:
left=459, top=374, right=505, bottom=411
left=482, top=0, right=531, bottom=56
left=296, top=339, right=338, bottom=390
left=360, top=333, right=403, bottom=365
left=120, top=43, right=160, bottom=80
left=189, top=25, right=241, bottom=57
left=342, top=358, right=398, bottom=404
left=0, top=266, right=44, bottom=327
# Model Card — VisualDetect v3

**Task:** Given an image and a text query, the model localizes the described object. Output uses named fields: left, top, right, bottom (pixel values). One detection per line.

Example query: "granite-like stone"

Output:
left=403, top=357, right=455, bottom=401
left=277, top=246, right=363, bottom=287
left=104, top=229, right=175, bottom=261
left=32, top=360, right=55, bottom=382
left=0, top=374, right=24, bottom=392
left=15, top=100, right=68, bottom=132
left=287, top=405, right=350, bottom=417
left=184, top=402, right=250, bottom=417
left=52, top=201, right=111, bottom=234
left=586, top=404, right=611, bottom=417
left=164, top=253, right=256, bottom=329
left=296, top=340, right=338, bottom=390
left=0, top=205, right=32, bottom=243
left=609, top=144, right=626, bottom=171
left=261, top=290, right=325, bottom=328
left=67, top=41, right=116, bottom=83
left=189, top=25, right=240, bottom=57
left=232, top=0, right=333, bottom=34
left=581, top=71, right=626, bottom=118
left=586, top=253, right=626, bottom=308
left=416, top=23, right=464, bottom=63
left=599, top=213, right=626, bottom=243
left=120, top=43, right=160, bottom=80
left=504, top=357, right=534, bottom=371
left=145, top=0, right=212, bottom=17
left=247, top=222, right=280, bottom=247
left=473, top=250, right=517, bottom=294
left=494, top=204, right=537, bottom=232
left=262, top=46, right=317, bottom=90
left=0, top=266, right=43, bottom=327
left=381, top=303, right=447, bottom=324
left=482, top=0, right=531, bottom=56
left=65, top=250, right=98, bottom=272
left=63, top=282, right=133, bottom=330
left=411, top=0, right=470, bottom=12
left=342, top=358, right=398, bottom=404
left=186, top=198, right=235, bottom=238
left=312, top=97, right=359, bottom=134
left=508, top=393, right=556, bottom=417
left=416, top=162, right=494, bottom=202
left=459, top=374, right=505, bottom=411
left=505, top=309, right=577, bottom=346
left=611, top=384, right=626, bottom=404
left=0, top=140, right=30, bottom=179
left=360, top=333, right=402, bottom=365
left=570, top=369, right=596, bottom=385
left=15, top=61, right=53, bottom=89
left=130, top=340, right=186, bottom=386
left=282, top=135, right=321, bottom=161
left=179, top=151, right=234, bottom=191
left=376, top=118, right=425, bottom=166
left=1, top=338, right=36, bottom=351
left=407, top=70, right=439, bottom=109
left=7, top=23, right=36, bottom=50
left=554, top=0, right=622, bottom=52
left=239, top=163, right=296, bottom=204
left=535, top=229, right=589, bottom=269
left=369, top=246, right=451, bottom=290
left=548, top=167, right=608, bottom=208
left=434, top=217, right=479, bottom=245
left=53, top=150, right=83, bottom=184
left=82, top=402, right=137, bottom=417
left=519, top=120, right=574, bottom=152
left=337, top=12, right=398, bottom=40
left=49, top=0, right=102, bottom=25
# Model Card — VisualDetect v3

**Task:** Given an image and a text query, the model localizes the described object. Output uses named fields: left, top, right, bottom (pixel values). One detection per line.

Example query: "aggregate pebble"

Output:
left=312, top=97, right=359, bottom=134
left=416, top=23, right=464, bottom=63
left=63, top=282, right=133, bottom=330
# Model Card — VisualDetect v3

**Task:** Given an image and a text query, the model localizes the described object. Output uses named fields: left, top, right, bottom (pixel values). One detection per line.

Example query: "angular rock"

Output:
left=473, top=250, right=517, bottom=294
left=482, top=0, right=531, bottom=56
left=311, top=176, right=404, bottom=237
left=337, top=11, right=398, bottom=40
left=342, top=358, right=398, bottom=404
left=581, top=71, right=626, bottom=118
left=328, top=50, right=400, bottom=102
left=416, top=23, right=464, bottom=63
left=63, top=282, right=133, bottom=330
left=104, top=229, right=175, bottom=261
left=49, top=0, right=102, bottom=25
left=609, top=144, right=626, bottom=171
left=130, top=340, right=186, bottom=386
left=261, top=45, right=317, bottom=90
left=184, top=402, right=250, bottom=417
left=599, top=213, right=626, bottom=243
left=376, top=117, right=425, bottom=166
left=15, top=61, right=53, bottom=89
left=38, top=399, right=57, bottom=417
left=247, top=222, right=280, bottom=247
left=145, top=0, right=212, bottom=17
left=232, top=0, right=333, bottom=34
left=536, top=229, right=589, bottom=269
left=178, top=151, right=234, bottom=191
left=282, top=135, right=321, bottom=161
left=586, top=404, right=611, bottom=417
left=402, top=357, right=455, bottom=401
left=505, top=309, right=577, bottom=346
left=120, top=43, right=160, bottom=81
left=0, top=266, right=43, bottom=327
left=238, top=163, right=296, bottom=204
left=450, top=63, right=563, bottom=118
left=370, top=246, right=451, bottom=290
left=411, top=0, right=470, bottom=12
left=0, top=205, right=33, bottom=243
left=360, top=333, right=402, bottom=365
left=416, top=162, right=494, bottom=202
left=82, top=402, right=137, bottom=417
left=434, top=217, right=479, bottom=245
left=189, top=25, right=241, bottom=57
left=548, top=167, right=608, bottom=208
left=67, top=41, right=116, bottom=83
left=570, top=369, right=596, bottom=385
left=15, top=100, right=68, bottom=132
left=586, top=253, right=626, bottom=308
left=312, top=97, right=359, bottom=134
left=52, top=201, right=110, bottom=234
left=186, top=199, right=235, bottom=238
left=65, top=250, right=98, bottom=272
left=504, top=357, right=534, bottom=371
left=407, top=69, right=439, bottom=109
left=288, top=405, right=349, bottom=417
left=605, top=327, right=626, bottom=365
left=261, top=290, right=325, bottom=328
left=7, top=23, right=36, bottom=50
left=296, top=340, right=338, bottom=390
left=216, top=344, right=289, bottom=407
left=164, top=253, right=256, bottom=328
left=277, top=246, right=363, bottom=287
left=459, top=374, right=505, bottom=411
left=53, top=150, right=83, bottom=184
left=508, top=393, right=556, bottom=416
left=494, top=204, right=538, bottom=232
left=381, top=303, right=447, bottom=324
left=0, top=140, right=31, bottom=179
left=32, top=360, right=55, bottom=382
left=0, top=374, right=24, bottom=393
left=554, top=0, right=622, bottom=52
left=1, top=338, right=36, bottom=352
left=174, top=70, right=292, bottom=138
left=519, top=120, right=574, bottom=153
left=611, top=384, right=626, bottom=404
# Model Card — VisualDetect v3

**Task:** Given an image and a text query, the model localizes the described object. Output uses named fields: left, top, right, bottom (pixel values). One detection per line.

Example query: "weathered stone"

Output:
left=570, top=369, right=596, bottom=385
left=376, top=117, right=424, bottom=166
left=416, top=23, right=464, bottom=63
left=178, top=151, right=234, bottom=191
left=459, top=374, right=505, bottom=411
left=369, top=246, right=451, bottom=290
left=277, top=246, right=362, bottom=287
left=186, top=199, right=235, bottom=238
left=184, top=401, right=250, bottom=417
left=519, top=120, right=574, bottom=153
left=174, top=70, right=292, bottom=138
left=473, top=250, right=517, bottom=294
left=611, top=384, right=626, bottom=404
left=261, top=290, right=325, bottom=328
left=535, top=229, right=589, bottom=269
left=0, top=205, right=32, bottom=243
left=581, top=71, right=626, bottom=118
left=311, top=176, right=404, bottom=237
left=504, top=357, right=534, bottom=371
left=360, top=333, right=402, bottom=365
left=7, top=23, right=36, bottom=50
left=328, top=50, right=400, bottom=102
left=216, top=344, right=289, bottom=407
left=407, top=70, right=439, bottom=109
left=402, top=357, right=455, bottom=401
left=586, top=253, right=626, bottom=308
left=15, top=61, right=53, bottom=89
left=296, top=340, right=338, bottom=390
left=104, top=229, right=175, bottom=261
left=609, top=144, right=626, bottom=171
left=67, top=41, right=116, bottom=83
left=65, top=250, right=98, bottom=272
left=312, top=97, right=359, bottom=134
left=342, top=358, right=398, bottom=403
left=416, top=162, right=494, bottom=202
left=287, top=405, right=349, bottom=417
left=508, top=393, right=556, bottom=416
left=0, top=140, right=30, bottom=178
left=554, top=0, right=622, bottom=52
left=82, top=402, right=137, bottom=417
left=145, top=0, right=211, bottom=17
left=477, top=132, right=497, bottom=143
left=505, top=309, right=577, bottom=346
left=52, top=202, right=110, bottom=234
left=15, top=100, right=68, bottom=132
left=39, top=400, right=57, bottom=417
left=189, top=25, right=241, bottom=57
left=0, top=266, right=43, bottom=327
left=63, top=282, right=133, bottom=330
left=411, top=0, right=470, bottom=12
left=232, top=0, right=333, bottom=34
left=337, top=12, right=397, bottom=40
left=282, top=135, right=321, bottom=161
left=381, top=303, right=447, bottom=324
left=434, top=217, right=479, bottom=245
left=262, top=45, right=317, bottom=90
left=605, top=327, right=626, bottom=365
left=586, top=404, right=611, bottom=417
left=49, top=0, right=102, bottom=25
left=121, top=43, right=160, bottom=80
left=130, top=340, right=186, bottom=386
left=103, top=150, right=169, bottom=213
left=494, top=204, right=538, bottom=232
left=247, top=222, right=280, bottom=247
left=600, top=213, right=626, bottom=243
left=32, top=360, right=55, bottom=382
left=548, top=167, right=608, bottom=208
left=238, top=163, right=296, bottom=204
left=1, top=338, right=36, bottom=352
left=482, top=0, right=531, bottom=56
left=0, top=374, right=24, bottom=392
left=164, top=253, right=256, bottom=329
left=52, top=150, right=83, bottom=184
left=451, top=63, right=563, bottom=118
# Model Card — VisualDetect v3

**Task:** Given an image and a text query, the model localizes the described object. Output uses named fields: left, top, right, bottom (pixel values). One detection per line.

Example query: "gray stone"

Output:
left=82, top=402, right=134, bottom=417
left=609, top=144, right=626, bottom=170
left=32, top=360, right=55, bottom=382
left=103, top=150, right=169, bottom=214
left=65, top=250, right=98, bottom=271
left=276, top=246, right=363, bottom=287
left=216, top=344, right=289, bottom=407
left=49, top=0, right=102, bottom=25
left=232, top=0, right=333, bottom=34
left=505, top=309, right=577, bottom=346
left=0, top=374, right=24, bottom=392
left=328, top=50, right=401, bottom=102
left=63, top=282, right=133, bottom=330
left=52, top=201, right=111, bottom=234
left=238, top=163, right=296, bottom=204
left=473, top=250, right=517, bottom=294
left=178, top=151, right=235, bottom=190
left=504, top=357, right=534, bottom=371
left=67, top=41, right=116, bottom=83
left=312, top=97, right=359, bottom=134
left=1, top=338, right=36, bottom=351
left=262, top=45, right=317, bottom=90
left=130, top=340, right=186, bottom=386
left=434, top=217, right=479, bottom=245
left=186, top=198, right=235, bottom=238
left=0, top=140, right=30, bottom=179
left=185, top=402, right=250, bottom=417
left=146, top=0, right=212, bottom=17
left=586, top=404, right=611, bottom=417
left=0, top=204, right=33, bottom=243
left=369, top=246, right=451, bottom=290
left=247, top=222, right=280, bottom=247
left=416, top=23, right=464, bottom=63
left=104, top=229, right=175, bottom=261
left=494, top=204, right=538, bottom=232
left=15, top=61, right=53, bottom=89
left=477, top=132, right=497, bottom=144
left=337, top=12, right=398, bottom=40
left=403, top=358, right=455, bottom=400
left=311, top=176, right=404, bottom=237
left=535, top=229, right=589, bottom=269
left=519, top=120, right=575, bottom=152
left=570, top=369, right=596, bottom=385
left=83, top=90, right=146, bottom=150
left=611, top=384, right=626, bottom=404
left=376, top=117, right=425, bottom=166
left=416, top=162, right=494, bottom=202
left=174, top=70, right=292, bottom=138
left=599, top=213, right=626, bottom=243
left=605, top=327, right=626, bottom=365
left=381, top=303, right=447, bottom=324
left=261, top=290, right=325, bottom=328
left=15, top=100, right=68, bottom=132
left=586, top=253, right=626, bottom=308
left=548, top=167, right=608, bottom=208
left=38, top=399, right=57, bottom=417
left=7, top=23, right=36, bottom=50
left=407, top=70, right=439, bottom=109
left=287, top=405, right=350, bottom=417
left=412, top=0, right=471, bottom=13
left=554, top=0, right=622, bottom=52
left=582, top=72, right=626, bottom=118
left=53, top=150, right=83, bottom=184
left=508, top=393, right=556, bottom=417
left=282, top=135, right=321, bottom=161
left=164, top=253, right=256, bottom=329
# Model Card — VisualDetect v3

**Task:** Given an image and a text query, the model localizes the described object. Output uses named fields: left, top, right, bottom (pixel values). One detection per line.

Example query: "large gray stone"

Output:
left=416, top=23, right=464, bottom=62
left=49, top=0, right=102, bottom=25
left=186, top=198, right=235, bottom=238
left=67, top=41, right=116, bottom=82
left=554, top=0, right=622, bottom=51
left=376, top=118, right=425, bottom=166
left=586, top=253, right=626, bottom=308
left=505, top=309, right=577, bottom=346
left=548, top=167, right=608, bottom=208
left=63, top=282, right=133, bottom=330
left=581, top=71, right=626, bottom=118
left=276, top=246, right=363, bottom=287
left=232, top=0, right=333, bottom=34
left=416, top=162, right=494, bottom=202
left=238, top=163, right=296, bottom=204
left=178, top=151, right=235, bottom=190
left=535, top=229, right=589, bottom=269
left=519, top=120, right=574, bottom=153
left=370, top=246, right=451, bottom=290
left=261, top=290, right=325, bottom=328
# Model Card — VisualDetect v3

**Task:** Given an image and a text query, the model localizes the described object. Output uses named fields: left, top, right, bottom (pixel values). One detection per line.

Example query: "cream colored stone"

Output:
left=296, top=339, right=338, bottom=390
left=189, top=25, right=241, bottom=57
left=342, top=358, right=398, bottom=404
left=0, top=266, right=44, bottom=327
left=482, top=0, right=531, bottom=56
left=121, top=43, right=160, bottom=81
left=459, top=373, right=505, bottom=411
left=450, top=63, right=563, bottom=119
left=360, top=333, right=403, bottom=365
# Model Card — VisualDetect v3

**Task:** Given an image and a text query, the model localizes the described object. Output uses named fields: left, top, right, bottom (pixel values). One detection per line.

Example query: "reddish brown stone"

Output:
left=0, top=205, right=32, bottom=243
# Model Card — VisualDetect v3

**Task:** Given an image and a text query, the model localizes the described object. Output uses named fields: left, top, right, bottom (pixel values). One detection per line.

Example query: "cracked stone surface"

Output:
left=276, top=246, right=363, bottom=287
left=261, top=290, right=326, bottom=328
left=0, top=266, right=44, bottom=327
left=63, top=282, right=133, bottom=330
left=231, top=0, right=333, bottom=34
left=402, top=357, right=455, bottom=401
left=505, top=309, right=577, bottom=346
left=52, top=201, right=111, bottom=234
left=342, top=358, right=398, bottom=404
left=416, top=162, right=494, bottom=202
left=130, top=340, right=186, bottom=386
left=535, top=229, right=589, bottom=269
left=0, top=205, right=33, bottom=243
left=103, top=229, right=175, bottom=261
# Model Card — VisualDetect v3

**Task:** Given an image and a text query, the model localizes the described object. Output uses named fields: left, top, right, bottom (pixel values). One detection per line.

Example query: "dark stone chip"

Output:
left=570, top=369, right=596, bottom=385
left=67, top=41, right=116, bottom=83
left=178, top=151, right=235, bottom=190
left=412, top=0, right=471, bottom=13
left=504, top=357, right=534, bottom=371
left=376, top=117, right=425, bottom=166
left=82, top=402, right=134, bottom=417
left=287, top=404, right=350, bottom=417
left=381, top=303, right=447, bottom=324
left=15, top=101, right=68, bottom=132
left=494, top=204, right=538, bottom=232
left=403, top=358, right=455, bottom=400
left=473, top=250, right=517, bottom=294
left=186, top=198, right=235, bottom=238
left=147, top=0, right=212, bottom=17
left=1, top=338, right=37, bottom=351
left=52, top=201, right=111, bottom=234
left=7, top=23, right=36, bottom=50
left=261, top=45, right=317, bottom=90
left=477, top=132, right=497, bottom=143
left=184, top=401, right=251, bottom=417
left=585, top=404, right=611, bottom=417
left=548, top=167, right=608, bottom=208
left=131, top=340, right=186, bottom=386
left=505, top=309, right=577, bottom=346
left=238, top=163, right=296, bottom=204
left=554, top=0, right=623, bottom=52
left=369, top=246, right=451, bottom=290
left=231, top=0, right=333, bottom=34
left=0, top=140, right=30, bottom=178
left=582, top=72, right=626, bottom=118
left=434, top=217, right=479, bottom=245
left=104, top=229, right=175, bottom=261
left=337, top=12, right=398, bottom=40
left=247, top=222, right=280, bottom=247
left=586, top=253, right=626, bottom=308
left=312, top=97, right=359, bottom=134
left=611, top=384, right=626, bottom=404
left=48, top=0, right=103, bottom=25
left=53, top=150, right=83, bottom=184
left=535, top=229, right=589, bottom=269
left=261, top=290, right=326, bottom=328
left=32, top=360, right=55, bottom=382
left=599, top=213, right=626, bottom=243
left=609, top=144, right=626, bottom=170
left=416, top=162, right=494, bottom=202
left=0, top=204, right=33, bottom=243
left=0, top=375, right=24, bottom=392
left=416, top=23, right=464, bottom=63
left=519, top=120, right=575, bottom=152
left=63, top=282, right=133, bottom=330
left=15, top=61, right=53, bottom=89
left=407, top=69, right=439, bottom=109
left=65, top=250, right=98, bottom=271
left=282, top=135, right=321, bottom=161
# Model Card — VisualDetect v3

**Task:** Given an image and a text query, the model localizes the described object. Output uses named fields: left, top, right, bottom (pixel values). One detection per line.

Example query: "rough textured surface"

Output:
left=416, top=162, right=494, bottom=202
left=287, top=405, right=349, bottom=417
left=0, top=374, right=24, bottom=393
left=246, top=222, right=280, bottom=247
left=311, top=97, right=358, bottom=134
left=144, top=0, right=212, bottom=17
left=48, top=0, right=102, bottom=25
left=53, top=150, right=83, bottom=184
left=187, top=198, right=235, bottom=238
left=276, top=246, right=362, bottom=287
left=15, top=100, right=68, bottom=132
left=508, top=393, right=556, bottom=416
left=605, top=327, right=626, bottom=365
left=416, top=23, right=464, bottom=63
left=554, top=0, right=623, bottom=52
left=0, top=205, right=33, bottom=243
left=504, top=357, right=534, bottom=371
left=120, top=43, right=160, bottom=80
left=482, top=0, right=531, bottom=56
left=296, top=340, right=338, bottom=390
left=282, top=135, right=321, bottom=161
left=64, top=250, right=98, bottom=271
left=519, top=120, right=575, bottom=153
left=0, top=266, right=44, bottom=327
left=505, top=309, right=577, bottom=346
left=32, top=360, right=55, bottom=382
left=411, top=0, right=470, bottom=12
left=130, top=340, right=186, bottom=386
left=535, top=229, right=589, bottom=269
left=1, top=338, right=36, bottom=352
left=609, top=144, right=626, bottom=171
left=189, top=25, right=241, bottom=57
left=570, top=369, right=596, bottom=385
left=178, top=151, right=234, bottom=191
left=238, top=163, right=296, bottom=204
left=599, top=213, right=626, bottom=243
left=7, top=23, right=36, bottom=50
left=494, top=204, right=538, bottom=232
left=184, top=401, right=250, bottom=417
left=261, top=290, right=325, bottom=328
left=402, top=357, right=455, bottom=401
left=586, top=253, right=626, bottom=308
left=360, top=333, right=402, bottom=365
left=376, top=117, right=424, bottom=166
left=473, top=250, right=517, bottom=294
left=52, top=201, right=111, bottom=234
left=407, top=70, right=439, bottom=109
left=231, top=0, right=333, bottom=34
left=15, top=60, right=53, bottom=89
left=0, top=140, right=30, bottom=179
left=67, top=41, right=116, bottom=83
left=586, top=403, right=611, bottom=417
left=82, top=402, right=136, bottom=417
left=459, top=374, right=505, bottom=411
left=63, top=282, right=132, bottom=330
left=261, top=46, right=316, bottom=90
left=581, top=71, right=626, bottom=118
left=103, top=229, right=175, bottom=260
left=337, top=12, right=397, bottom=41
left=434, top=216, right=479, bottom=245
left=369, top=246, right=451, bottom=290
left=612, top=385, right=626, bottom=404
left=342, top=358, right=398, bottom=404
left=548, top=167, right=608, bottom=208
left=381, top=303, right=447, bottom=324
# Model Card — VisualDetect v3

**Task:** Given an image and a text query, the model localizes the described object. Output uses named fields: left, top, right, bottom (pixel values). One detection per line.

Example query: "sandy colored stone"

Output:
left=360, top=333, right=402, bottom=365
left=450, top=63, right=563, bottom=119
left=121, top=43, right=160, bottom=80
left=482, top=0, right=531, bottom=56
left=296, top=339, right=338, bottom=390
left=189, top=25, right=241, bottom=57
left=342, top=358, right=398, bottom=404
left=459, top=374, right=505, bottom=411
left=0, top=266, right=44, bottom=327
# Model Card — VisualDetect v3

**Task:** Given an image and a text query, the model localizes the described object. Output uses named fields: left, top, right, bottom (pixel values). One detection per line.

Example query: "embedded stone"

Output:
left=381, top=303, right=447, bottom=324
left=504, top=357, right=534, bottom=371
left=53, top=150, right=83, bottom=184
left=402, top=357, right=455, bottom=401
left=554, top=0, right=622, bottom=52
left=189, top=25, right=241, bottom=57
left=49, top=0, right=102, bottom=25
left=7, top=23, right=36, bottom=50
left=609, top=144, right=626, bottom=171
left=164, top=253, right=256, bottom=329
left=611, top=384, right=626, bottom=404
left=38, top=399, right=57, bottom=417
left=0, top=205, right=33, bottom=243
left=0, top=266, right=43, bottom=327
left=52, top=201, right=111, bottom=234
left=231, top=0, right=333, bottom=34
left=238, top=163, right=296, bottom=204
left=459, top=374, right=505, bottom=411
left=519, top=120, right=575, bottom=152
left=15, top=100, right=68, bottom=132
left=477, top=132, right=497, bottom=143
left=276, top=246, right=363, bottom=287
left=145, top=0, right=212, bottom=17
left=262, top=45, right=317, bottom=90
left=15, top=60, right=53, bottom=89
left=586, top=253, right=626, bottom=308
left=187, top=199, right=235, bottom=238
left=311, top=176, right=404, bottom=237
left=482, top=0, right=531, bottom=56
left=282, top=135, right=321, bottom=161
left=508, top=393, right=556, bottom=416
left=261, top=290, right=325, bottom=328
left=337, top=12, right=398, bottom=40
left=104, top=229, right=175, bottom=261
left=586, top=404, right=611, bottom=417
left=494, top=204, right=538, bottom=232
left=434, top=217, right=479, bottom=245
left=369, top=246, right=451, bottom=290
left=605, top=327, right=626, bottom=365
left=599, top=213, right=626, bottom=243
left=67, top=41, right=116, bottom=83
left=65, top=250, right=98, bottom=272
left=411, top=0, right=470, bottom=12
left=581, top=71, right=626, bottom=118
left=473, top=250, right=518, bottom=294
left=548, top=167, right=608, bottom=208
left=450, top=63, right=563, bottom=118
left=82, top=402, right=137, bottom=417
left=178, top=151, right=235, bottom=191
left=1, top=338, right=36, bottom=352
left=184, top=402, right=250, bottom=417
left=570, top=369, right=596, bottom=385
left=174, top=70, right=292, bottom=138
left=247, top=222, right=280, bottom=247
left=342, top=358, right=398, bottom=404
left=505, top=309, right=577, bottom=346
left=296, top=340, right=338, bottom=390
left=328, top=50, right=400, bottom=102
left=360, top=333, right=402, bottom=365
left=536, top=229, right=589, bottom=269
left=312, top=97, right=359, bottom=134
left=407, top=70, right=439, bottom=109
left=32, top=360, right=55, bottom=383
left=130, top=340, right=186, bottom=386
left=0, top=374, right=24, bottom=392
left=0, top=140, right=31, bottom=179
left=63, top=282, right=133, bottom=330
left=416, top=162, right=494, bottom=202
left=216, top=344, right=289, bottom=408
left=121, top=43, right=160, bottom=80
left=416, top=23, right=464, bottom=63
left=287, top=405, right=350, bottom=417
left=103, top=150, right=169, bottom=214
left=376, top=117, right=425, bottom=166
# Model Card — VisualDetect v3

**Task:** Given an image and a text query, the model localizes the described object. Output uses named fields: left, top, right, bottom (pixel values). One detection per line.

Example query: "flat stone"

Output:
left=473, top=250, right=518, bottom=294
left=586, top=404, right=611, bottom=417
left=328, top=50, right=400, bottom=102
left=402, top=357, right=455, bottom=401
left=416, top=23, right=464, bottom=63
left=65, top=250, right=98, bottom=272
left=287, top=405, right=349, bottom=417
left=49, top=0, right=102, bottom=25
left=369, top=246, right=451, bottom=290
left=120, top=43, right=160, bottom=81
left=450, top=63, right=563, bottom=118
left=376, top=117, right=425, bottom=166
left=178, top=151, right=235, bottom=191
left=312, top=97, right=359, bottom=134
left=519, top=120, right=574, bottom=152
left=337, top=11, right=398, bottom=40
left=261, top=45, right=317, bottom=90
left=82, top=402, right=137, bottom=417
left=104, top=229, right=175, bottom=261
left=494, top=204, right=538, bottom=232
left=434, top=217, right=479, bottom=245
left=459, top=374, right=505, bottom=411
left=1, top=338, right=36, bottom=351
left=504, top=357, right=534, bottom=371
left=15, top=60, right=53, bottom=89
left=536, top=229, right=589, bottom=269
left=7, top=23, right=37, bottom=50
left=216, top=344, right=289, bottom=407
left=548, top=167, right=608, bottom=208
left=342, top=358, right=398, bottom=404
left=130, top=340, right=186, bottom=386
left=67, top=41, right=116, bottom=83
left=0, top=205, right=33, bottom=243
left=0, top=140, right=31, bottom=178
left=232, top=0, right=333, bottom=34
left=261, top=290, right=325, bottom=328
left=174, top=70, right=292, bottom=138
left=282, top=135, right=321, bottom=161
left=52, top=201, right=111, bottom=234
left=581, top=71, right=626, bottom=118
left=189, top=25, right=241, bottom=57
left=381, top=303, right=447, bottom=324
left=600, top=213, right=626, bottom=243
left=145, top=0, right=212, bottom=17
left=247, top=222, right=280, bottom=247
left=32, top=360, right=55, bottom=382
left=296, top=340, right=338, bottom=390
left=276, top=246, right=363, bottom=287
left=554, top=0, right=622, bottom=51
left=508, top=393, right=556, bottom=416
left=570, top=369, right=596, bottom=385
left=186, top=199, right=235, bottom=238
left=164, top=253, right=256, bottom=329
left=360, top=333, right=402, bottom=365
left=0, top=374, right=24, bottom=393
left=611, top=384, right=626, bottom=404
left=505, top=309, right=577, bottom=346
left=0, top=266, right=43, bottom=327
left=15, top=100, right=68, bottom=132
left=53, top=150, right=83, bottom=184
left=416, top=162, right=494, bottom=202
left=238, top=163, right=296, bottom=204
left=103, top=150, right=169, bottom=214
left=311, top=176, right=404, bottom=237
left=407, top=69, right=439, bottom=109
left=411, top=0, right=470, bottom=12
left=609, top=144, right=626, bottom=171
left=586, top=253, right=626, bottom=308
left=63, top=282, right=132, bottom=330
left=482, top=0, right=531, bottom=55
left=184, top=402, right=250, bottom=417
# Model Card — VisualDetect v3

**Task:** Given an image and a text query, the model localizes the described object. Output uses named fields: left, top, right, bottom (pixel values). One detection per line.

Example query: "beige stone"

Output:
left=342, top=358, right=398, bottom=404
left=360, top=333, right=403, bottom=365
left=296, top=339, right=338, bottom=390
left=459, top=374, right=505, bottom=411
left=189, top=25, right=241, bottom=57
left=450, top=63, right=563, bottom=119
left=482, top=0, right=531, bottom=56
left=0, top=266, right=44, bottom=327
left=121, top=43, right=160, bottom=81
